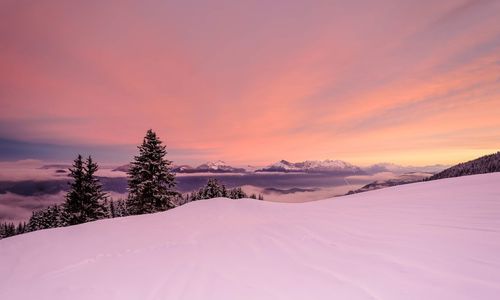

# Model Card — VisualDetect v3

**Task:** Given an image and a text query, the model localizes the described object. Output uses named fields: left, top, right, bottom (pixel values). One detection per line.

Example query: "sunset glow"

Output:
left=1, top=0, right=499, bottom=165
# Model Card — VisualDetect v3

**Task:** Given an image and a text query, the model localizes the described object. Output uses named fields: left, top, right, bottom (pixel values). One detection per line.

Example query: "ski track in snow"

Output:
left=1, top=173, right=500, bottom=299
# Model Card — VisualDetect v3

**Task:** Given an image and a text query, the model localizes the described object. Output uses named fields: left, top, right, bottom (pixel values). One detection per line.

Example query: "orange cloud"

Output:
left=1, top=0, right=499, bottom=165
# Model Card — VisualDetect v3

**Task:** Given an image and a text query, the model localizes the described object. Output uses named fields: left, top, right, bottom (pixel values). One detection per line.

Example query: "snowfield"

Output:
left=1, top=173, right=500, bottom=300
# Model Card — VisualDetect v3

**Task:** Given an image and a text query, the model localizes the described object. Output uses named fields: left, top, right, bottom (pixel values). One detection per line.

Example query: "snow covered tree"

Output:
left=63, top=155, right=86, bottom=225
left=126, top=129, right=177, bottom=215
left=109, top=200, right=116, bottom=218
left=188, top=179, right=252, bottom=201
left=200, top=178, right=227, bottom=199
left=63, top=155, right=108, bottom=225
left=228, top=187, right=247, bottom=199
left=16, top=222, right=27, bottom=235
left=114, top=200, right=129, bottom=217
left=106, top=199, right=129, bottom=218
left=27, top=205, right=64, bottom=232
left=0, top=222, right=16, bottom=239
left=26, top=210, right=44, bottom=232
left=83, top=156, right=108, bottom=220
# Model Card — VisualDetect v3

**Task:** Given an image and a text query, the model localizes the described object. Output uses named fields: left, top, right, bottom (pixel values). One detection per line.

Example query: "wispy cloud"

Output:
left=0, top=0, right=499, bottom=165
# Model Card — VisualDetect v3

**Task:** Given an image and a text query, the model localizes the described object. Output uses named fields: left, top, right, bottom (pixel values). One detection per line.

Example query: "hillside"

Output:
left=346, top=172, right=432, bottom=195
left=427, top=151, right=500, bottom=181
left=1, top=173, right=500, bottom=299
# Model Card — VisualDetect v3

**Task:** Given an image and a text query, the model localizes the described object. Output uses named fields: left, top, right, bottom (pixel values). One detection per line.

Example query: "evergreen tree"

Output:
left=63, top=155, right=107, bottom=225
left=228, top=187, right=248, bottom=199
left=106, top=199, right=128, bottom=218
left=26, top=205, right=64, bottom=232
left=109, top=200, right=116, bottom=218
left=83, top=156, right=108, bottom=220
left=63, top=155, right=86, bottom=225
left=0, top=221, right=28, bottom=239
left=127, top=129, right=177, bottom=215
left=27, top=209, right=46, bottom=232
left=201, top=178, right=227, bottom=199
left=189, top=179, right=251, bottom=200
left=16, top=222, right=26, bottom=235
left=115, top=200, right=129, bottom=217
left=0, top=222, right=16, bottom=239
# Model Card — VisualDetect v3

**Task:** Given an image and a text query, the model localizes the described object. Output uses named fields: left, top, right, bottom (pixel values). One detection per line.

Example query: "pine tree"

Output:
left=109, top=200, right=116, bottom=218
left=200, top=178, right=227, bottom=199
left=83, top=156, right=108, bottom=220
left=63, top=155, right=107, bottom=225
left=229, top=187, right=247, bottom=199
left=16, top=222, right=27, bottom=235
left=1, top=222, right=16, bottom=238
left=27, top=209, right=45, bottom=232
left=0, top=222, right=16, bottom=239
left=126, top=129, right=177, bottom=215
left=189, top=178, right=250, bottom=200
left=63, top=155, right=86, bottom=225
left=115, top=200, right=129, bottom=217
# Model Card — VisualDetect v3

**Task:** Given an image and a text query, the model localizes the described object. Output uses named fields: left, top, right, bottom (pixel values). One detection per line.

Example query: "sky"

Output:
left=0, top=0, right=499, bottom=166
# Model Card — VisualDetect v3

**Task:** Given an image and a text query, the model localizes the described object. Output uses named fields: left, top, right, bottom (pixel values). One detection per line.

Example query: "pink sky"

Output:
left=1, top=0, right=499, bottom=165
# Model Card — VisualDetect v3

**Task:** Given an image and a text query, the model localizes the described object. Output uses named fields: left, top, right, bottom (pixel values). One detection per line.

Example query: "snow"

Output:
left=1, top=173, right=500, bottom=299
left=204, top=160, right=228, bottom=169
left=264, top=159, right=361, bottom=172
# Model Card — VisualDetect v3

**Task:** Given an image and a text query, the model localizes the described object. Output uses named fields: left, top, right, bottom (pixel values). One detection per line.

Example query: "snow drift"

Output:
left=1, top=173, right=500, bottom=300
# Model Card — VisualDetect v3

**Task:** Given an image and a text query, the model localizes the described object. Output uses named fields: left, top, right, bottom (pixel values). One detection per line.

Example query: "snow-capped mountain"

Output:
left=113, top=161, right=246, bottom=174
left=170, top=164, right=195, bottom=172
left=256, top=159, right=364, bottom=174
left=173, top=161, right=246, bottom=173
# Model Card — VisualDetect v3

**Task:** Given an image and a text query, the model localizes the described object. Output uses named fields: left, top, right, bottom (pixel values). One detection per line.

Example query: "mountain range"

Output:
left=111, top=159, right=447, bottom=175
left=113, top=160, right=246, bottom=174
left=256, top=159, right=365, bottom=175
left=172, top=160, right=246, bottom=173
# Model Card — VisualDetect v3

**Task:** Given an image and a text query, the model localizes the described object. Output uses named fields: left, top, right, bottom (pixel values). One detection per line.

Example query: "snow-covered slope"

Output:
left=1, top=173, right=500, bottom=300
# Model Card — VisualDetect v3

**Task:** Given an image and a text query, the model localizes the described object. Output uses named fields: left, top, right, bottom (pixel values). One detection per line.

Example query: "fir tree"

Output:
left=109, top=200, right=116, bottom=218
left=201, top=178, right=227, bottom=199
left=83, top=156, right=108, bottom=220
left=63, top=155, right=108, bottom=225
left=0, top=222, right=16, bottom=239
left=27, top=209, right=46, bottom=232
left=228, top=187, right=248, bottom=199
left=126, top=129, right=177, bottom=215
left=63, top=155, right=86, bottom=225
left=16, top=222, right=27, bottom=235
left=115, top=200, right=129, bottom=217
left=26, top=205, right=64, bottom=232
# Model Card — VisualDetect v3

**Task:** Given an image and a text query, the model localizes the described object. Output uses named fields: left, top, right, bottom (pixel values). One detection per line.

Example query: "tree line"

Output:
left=425, top=151, right=500, bottom=181
left=0, top=129, right=263, bottom=239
